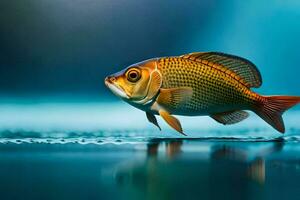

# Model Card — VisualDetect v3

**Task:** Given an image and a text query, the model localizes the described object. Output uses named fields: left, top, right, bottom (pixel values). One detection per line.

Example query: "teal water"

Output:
left=1, top=102, right=300, bottom=136
left=1, top=0, right=300, bottom=199
left=0, top=139, right=299, bottom=200
left=0, top=102, right=300, bottom=200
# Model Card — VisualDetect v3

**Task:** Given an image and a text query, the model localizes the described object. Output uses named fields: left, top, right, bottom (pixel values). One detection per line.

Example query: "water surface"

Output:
left=0, top=102, right=300, bottom=200
left=1, top=138, right=300, bottom=200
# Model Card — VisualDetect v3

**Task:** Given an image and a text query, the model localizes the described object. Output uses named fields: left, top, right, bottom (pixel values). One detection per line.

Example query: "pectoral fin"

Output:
left=158, top=109, right=186, bottom=136
left=157, top=87, right=193, bottom=109
left=146, top=112, right=161, bottom=131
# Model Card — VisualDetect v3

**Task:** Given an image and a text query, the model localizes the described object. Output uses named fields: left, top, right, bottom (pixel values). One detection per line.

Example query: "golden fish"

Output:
left=105, top=52, right=300, bottom=135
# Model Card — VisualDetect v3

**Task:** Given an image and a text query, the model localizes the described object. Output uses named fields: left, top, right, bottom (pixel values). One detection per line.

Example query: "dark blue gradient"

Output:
left=0, top=0, right=300, bottom=98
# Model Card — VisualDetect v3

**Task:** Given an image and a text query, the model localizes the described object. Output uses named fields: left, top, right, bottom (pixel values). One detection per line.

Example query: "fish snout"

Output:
left=105, top=75, right=129, bottom=99
left=104, top=76, right=117, bottom=86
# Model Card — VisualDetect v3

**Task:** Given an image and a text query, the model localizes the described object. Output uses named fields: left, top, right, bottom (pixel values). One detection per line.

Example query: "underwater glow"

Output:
left=0, top=102, right=300, bottom=136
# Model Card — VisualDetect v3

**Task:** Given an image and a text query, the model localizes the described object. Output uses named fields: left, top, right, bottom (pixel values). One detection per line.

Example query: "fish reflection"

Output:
left=146, top=139, right=183, bottom=159
left=211, top=141, right=283, bottom=185
left=114, top=139, right=284, bottom=200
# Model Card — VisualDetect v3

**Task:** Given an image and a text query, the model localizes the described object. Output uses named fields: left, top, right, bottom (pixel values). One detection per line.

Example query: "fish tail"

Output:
left=253, top=95, right=300, bottom=133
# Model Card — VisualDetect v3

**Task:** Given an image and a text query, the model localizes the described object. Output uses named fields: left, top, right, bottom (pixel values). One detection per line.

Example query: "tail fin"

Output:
left=254, top=96, right=300, bottom=133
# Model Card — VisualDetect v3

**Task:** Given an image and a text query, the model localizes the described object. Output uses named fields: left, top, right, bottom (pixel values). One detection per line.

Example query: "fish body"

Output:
left=156, top=56, right=259, bottom=116
left=105, top=52, right=300, bottom=135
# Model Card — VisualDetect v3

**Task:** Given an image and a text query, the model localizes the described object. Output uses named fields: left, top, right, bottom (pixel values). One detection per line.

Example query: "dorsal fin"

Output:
left=180, top=52, right=262, bottom=88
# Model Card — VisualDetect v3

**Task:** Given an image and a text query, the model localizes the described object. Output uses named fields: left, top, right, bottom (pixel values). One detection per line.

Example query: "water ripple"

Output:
left=0, top=134, right=300, bottom=145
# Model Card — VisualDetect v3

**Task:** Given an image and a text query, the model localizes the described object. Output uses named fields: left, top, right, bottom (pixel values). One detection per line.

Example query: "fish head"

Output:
left=105, top=59, right=162, bottom=105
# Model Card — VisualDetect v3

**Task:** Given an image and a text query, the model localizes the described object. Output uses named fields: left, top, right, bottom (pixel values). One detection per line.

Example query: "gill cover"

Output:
left=133, top=61, right=162, bottom=105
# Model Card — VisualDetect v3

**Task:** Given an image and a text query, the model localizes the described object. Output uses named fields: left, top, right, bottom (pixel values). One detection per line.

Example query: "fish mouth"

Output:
left=104, top=77, right=129, bottom=99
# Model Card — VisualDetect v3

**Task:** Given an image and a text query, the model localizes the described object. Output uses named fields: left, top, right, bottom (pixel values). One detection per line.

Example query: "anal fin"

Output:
left=159, top=110, right=186, bottom=136
left=211, top=110, right=249, bottom=125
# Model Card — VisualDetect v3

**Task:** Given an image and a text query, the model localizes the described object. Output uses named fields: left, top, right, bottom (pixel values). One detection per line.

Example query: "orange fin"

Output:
left=157, top=87, right=193, bottom=109
left=254, top=96, right=300, bottom=133
left=146, top=112, right=161, bottom=131
left=158, top=110, right=186, bottom=136
left=211, top=110, right=249, bottom=125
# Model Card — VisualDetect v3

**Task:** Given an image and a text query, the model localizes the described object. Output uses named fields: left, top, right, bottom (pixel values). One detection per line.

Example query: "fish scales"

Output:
left=105, top=52, right=300, bottom=134
left=158, top=57, right=256, bottom=114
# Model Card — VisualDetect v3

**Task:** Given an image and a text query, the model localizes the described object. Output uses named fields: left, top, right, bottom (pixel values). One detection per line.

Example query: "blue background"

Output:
left=1, top=3, right=300, bottom=199
left=1, top=0, right=300, bottom=99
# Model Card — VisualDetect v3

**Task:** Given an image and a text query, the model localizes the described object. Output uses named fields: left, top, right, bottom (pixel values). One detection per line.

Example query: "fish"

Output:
left=105, top=52, right=300, bottom=135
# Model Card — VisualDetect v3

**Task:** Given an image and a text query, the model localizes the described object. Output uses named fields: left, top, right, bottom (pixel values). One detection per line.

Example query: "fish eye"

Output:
left=126, top=68, right=141, bottom=83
